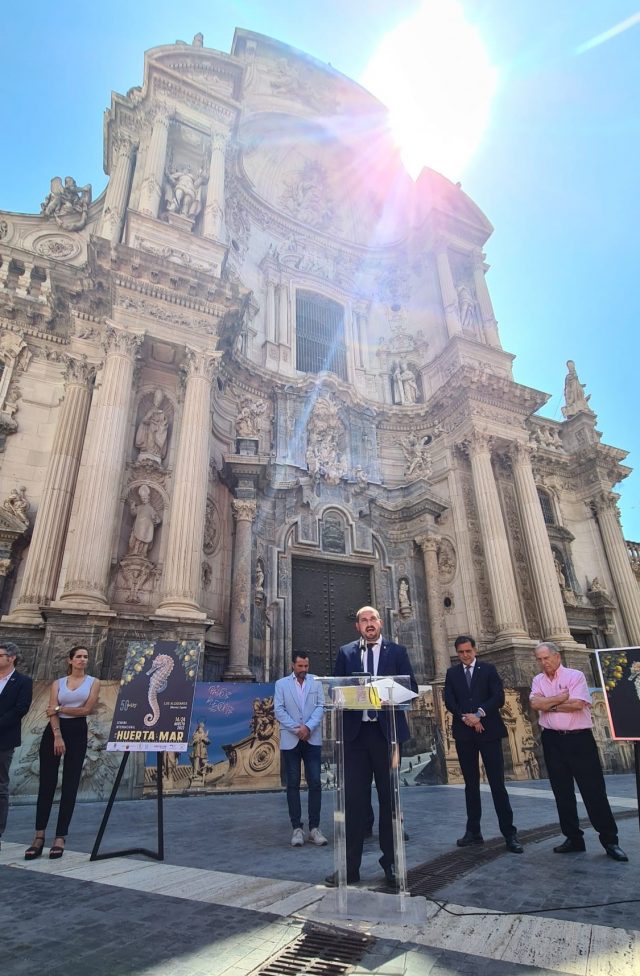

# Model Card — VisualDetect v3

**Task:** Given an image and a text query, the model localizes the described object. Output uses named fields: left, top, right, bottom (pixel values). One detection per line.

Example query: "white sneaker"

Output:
left=309, top=827, right=328, bottom=846
left=291, top=827, right=305, bottom=847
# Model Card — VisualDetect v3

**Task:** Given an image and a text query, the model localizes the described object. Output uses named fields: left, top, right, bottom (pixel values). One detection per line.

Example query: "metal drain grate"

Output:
left=407, top=809, right=639, bottom=898
left=252, top=925, right=374, bottom=976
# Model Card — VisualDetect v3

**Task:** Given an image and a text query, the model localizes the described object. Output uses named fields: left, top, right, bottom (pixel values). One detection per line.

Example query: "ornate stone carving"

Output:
left=254, top=558, right=265, bottom=606
left=280, top=161, right=336, bottom=230
left=456, top=282, right=478, bottom=332
left=269, top=57, right=337, bottom=112
left=118, top=557, right=158, bottom=604
left=33, top=235, right=80, bottom=260
left=437, top=538, right=457, bottom=584
left=183, top=347, right=219, bottom=382
left=232, top=499, right=257, bottom=522
left=164, top=161, right=207, bottom=219
left=203, top=497, right=220, bottom=555
left=461, top=477, right=496, bottom=634
left=321, top=513, right=346, bottom=553
left=402, top=432, right=432, bottom=481
left=235, top=396, right=267, bottom=438
left=40, top=176, right=92, bottom=231
left=0, top=219, right=8, bottom=240
left=2, top=485, right=29, bottom=526
left=201, top=560, right=212, bottom=590
left=102, top=326, right=144, bottom=358
left=305, top=394, right=347, bottom=485
left=61, top=354, right=96, bottom=386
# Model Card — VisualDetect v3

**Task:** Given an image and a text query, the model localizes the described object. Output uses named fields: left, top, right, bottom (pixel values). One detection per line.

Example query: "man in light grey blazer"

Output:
left=274, top=651, right=328, bottom=847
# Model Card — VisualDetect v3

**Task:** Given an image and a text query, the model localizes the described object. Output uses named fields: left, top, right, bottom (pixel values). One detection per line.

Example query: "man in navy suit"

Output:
left=444, top=634, right=523, bottom=853
left=274, top=651, right=328, bottom=848
left=327, top=606, right=417, bottom=886
left=0, top=641, right=33, bottom=849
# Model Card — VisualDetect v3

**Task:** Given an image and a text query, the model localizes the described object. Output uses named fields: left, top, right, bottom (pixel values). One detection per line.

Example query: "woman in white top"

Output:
left=24, top=646, right=100, bottom=860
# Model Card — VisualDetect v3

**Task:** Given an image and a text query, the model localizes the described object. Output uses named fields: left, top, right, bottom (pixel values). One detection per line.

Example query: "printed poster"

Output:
left=107, top=639, right=202, bottom=752
left=595, top=646, right=640, bottom=740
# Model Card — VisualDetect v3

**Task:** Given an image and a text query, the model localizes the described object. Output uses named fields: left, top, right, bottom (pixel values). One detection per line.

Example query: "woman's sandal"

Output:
left=24, top=837, right=46, bottom=860
left=49, top=838, right=66, bottom=860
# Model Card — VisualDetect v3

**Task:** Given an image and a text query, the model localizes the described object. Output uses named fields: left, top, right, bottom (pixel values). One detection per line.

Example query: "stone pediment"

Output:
left=0, top=507, right=29, bottom=535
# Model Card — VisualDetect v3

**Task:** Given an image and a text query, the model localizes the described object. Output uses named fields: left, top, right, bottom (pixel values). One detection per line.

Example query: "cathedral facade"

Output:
left=1, top=29, right=638, bottom=704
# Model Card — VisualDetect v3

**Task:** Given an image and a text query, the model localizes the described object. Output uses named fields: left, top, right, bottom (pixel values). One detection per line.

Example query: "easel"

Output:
left=90, top=751, right=164, bottom=861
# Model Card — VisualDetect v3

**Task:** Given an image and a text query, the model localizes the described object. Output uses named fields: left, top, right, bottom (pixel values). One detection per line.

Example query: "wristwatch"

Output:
left=54, top=705, right=61, bottom=713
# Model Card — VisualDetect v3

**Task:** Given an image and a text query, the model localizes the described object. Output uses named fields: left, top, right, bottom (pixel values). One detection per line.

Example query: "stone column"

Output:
left=465, top=430, right=526, bottom=639
left=416, top=534, right=450, bottom=678
left=472, top=248, right=500, bottom=347
left=138, top=106, right=170, bottom=219
left=276, top=282, right=289, bottom=346
left=510, top=441, right=572, bottom=642
left=100, top=135, right=136, bottom=244
left=435, top=242, right=462, bottom=338
left=224, top=499, right=257, bottom=679
left=592, top=491, right=640, bottom=644
left=265, top=277, right=276, bottom=344
left=59, top=329, right=142, bottom=609
left=202, top=128, right=226, bottom=241
left=155, top=349, right=218, bottom=619
left=7, top=356, right=95, bottom=622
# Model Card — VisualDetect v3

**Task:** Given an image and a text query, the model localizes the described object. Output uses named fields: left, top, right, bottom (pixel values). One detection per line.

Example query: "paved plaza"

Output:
left=3, top=774, right=639, bottom=975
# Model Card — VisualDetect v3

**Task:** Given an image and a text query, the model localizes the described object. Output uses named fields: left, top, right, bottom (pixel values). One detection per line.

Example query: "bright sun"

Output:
left=361, top=0, right=498, bottom=181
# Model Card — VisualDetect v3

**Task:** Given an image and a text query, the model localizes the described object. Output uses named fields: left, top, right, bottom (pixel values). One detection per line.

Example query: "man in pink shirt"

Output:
left=530, top=641, right=627, bottom=861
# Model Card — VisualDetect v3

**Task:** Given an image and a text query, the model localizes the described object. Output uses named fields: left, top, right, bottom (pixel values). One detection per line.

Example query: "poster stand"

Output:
left=90, top=752, right=164, bottom=862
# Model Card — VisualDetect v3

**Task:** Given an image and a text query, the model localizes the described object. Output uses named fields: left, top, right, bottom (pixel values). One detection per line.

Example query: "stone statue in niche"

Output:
left=165, top=163, right=207, bottom=218
left=3, top=485, right=29, bottom=525
left=553, top=552, right=568, bottom=590
left=562, top=360, right=593, bottom=418
left=457, top=283, right=476, bottom=331
left=127, top=484, right=161, bottom=557
left=398, top=578, right=412, bottom=618
left=305, top=394, right=348, bottom=485
left=391, top=360, right=420, bottom=405
left=41, top=176, right=92, bottom=231
left=135, top=389, right=169, bottom=464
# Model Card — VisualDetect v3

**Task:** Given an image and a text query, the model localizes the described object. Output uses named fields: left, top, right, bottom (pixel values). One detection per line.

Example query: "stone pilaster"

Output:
left=224, top=499, right=257, bottom=680
left=415, top=533, right=450, bottom=678
left=202, top=128, right=226, bottom=241
left=471, top=248, right=500, bottom=347
left=465, top=431, right=526, bottom=639
left=138, top=107, right=170, bottom=218
left=592, top=491, right=640, bottom=644
left=59, top=329, right=142, bottom=609
left=435, top=242, right=462, bottom=338
left=6, top=356, right=95, bottom=622
left=156, top=349, right=218, bottom=619
left=265, top=276, right=276, bottom=344
left=100, top=135, right=136, bottom=244
left=276, top=282, right=289, bottom=346
left=510, top=441, right=572, bottom=642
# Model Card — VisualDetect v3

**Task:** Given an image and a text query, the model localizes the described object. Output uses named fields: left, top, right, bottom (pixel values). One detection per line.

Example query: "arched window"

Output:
left=537, top=488, right=556, bottom=526
left=296, top=291, right=347, bottom=381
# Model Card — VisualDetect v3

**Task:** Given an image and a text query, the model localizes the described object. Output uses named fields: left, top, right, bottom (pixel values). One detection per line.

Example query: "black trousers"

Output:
left=541, top=728, right=618, bottom=847
left=344, top=722, right=395, bottom=875
left=455, top=735, right=515, bottom=838
left=36, top=719, right=87, bottom=837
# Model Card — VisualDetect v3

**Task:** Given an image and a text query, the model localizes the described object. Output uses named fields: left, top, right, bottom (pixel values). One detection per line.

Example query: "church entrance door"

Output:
left=291, top=558, right=372, bottom=678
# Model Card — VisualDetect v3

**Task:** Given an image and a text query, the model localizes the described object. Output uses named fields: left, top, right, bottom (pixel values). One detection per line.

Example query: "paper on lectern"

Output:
left=371, top=677, right=418, bottom=704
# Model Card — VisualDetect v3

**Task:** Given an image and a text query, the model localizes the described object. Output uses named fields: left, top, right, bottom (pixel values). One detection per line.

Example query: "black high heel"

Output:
left=24, top=837, right=45, bottom=860
left=49, top=837, right=66, bottom=859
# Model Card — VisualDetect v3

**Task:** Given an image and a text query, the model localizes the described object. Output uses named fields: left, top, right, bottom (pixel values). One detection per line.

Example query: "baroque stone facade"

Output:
left=1, top=29, right=638, bottom=739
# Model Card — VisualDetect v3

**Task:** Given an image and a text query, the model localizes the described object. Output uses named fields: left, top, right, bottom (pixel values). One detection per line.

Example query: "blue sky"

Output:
left=1, top=1, right=638, bottom=540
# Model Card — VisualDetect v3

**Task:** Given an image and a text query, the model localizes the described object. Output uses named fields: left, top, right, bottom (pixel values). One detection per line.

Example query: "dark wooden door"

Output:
left=291, top=558, right=371, bottom=678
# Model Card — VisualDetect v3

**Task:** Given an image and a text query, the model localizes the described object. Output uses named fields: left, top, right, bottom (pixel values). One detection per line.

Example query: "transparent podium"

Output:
left=315, top=673, right=420, bottom=921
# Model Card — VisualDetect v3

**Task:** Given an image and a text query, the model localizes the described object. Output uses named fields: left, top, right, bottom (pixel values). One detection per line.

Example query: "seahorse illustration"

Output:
left=144, top=654, right=174, bottom=727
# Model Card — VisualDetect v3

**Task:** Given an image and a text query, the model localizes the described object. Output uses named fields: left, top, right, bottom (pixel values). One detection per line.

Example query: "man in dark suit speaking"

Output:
left=444, top=634, right=523, bottom=853
left=326, top=605, right=417, bottom=886
left=0, top=641, right=33, bottom=849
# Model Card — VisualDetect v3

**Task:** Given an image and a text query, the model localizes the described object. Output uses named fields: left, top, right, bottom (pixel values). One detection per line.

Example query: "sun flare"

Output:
left=361, top=0, right=498, bottom=181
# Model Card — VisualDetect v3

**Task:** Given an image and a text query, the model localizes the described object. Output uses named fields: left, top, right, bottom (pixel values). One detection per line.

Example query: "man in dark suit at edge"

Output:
left=0, top=641, right=33, bottom=850
left=326, top=605, right=417, bottom=886
left=444, top=634, right=523, bottom=853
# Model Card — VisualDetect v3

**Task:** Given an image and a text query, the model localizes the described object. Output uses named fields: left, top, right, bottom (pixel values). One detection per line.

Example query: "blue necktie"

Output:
left=367, top=644, right=377, bottom=719
left=465, top=666, right=472, bottom=688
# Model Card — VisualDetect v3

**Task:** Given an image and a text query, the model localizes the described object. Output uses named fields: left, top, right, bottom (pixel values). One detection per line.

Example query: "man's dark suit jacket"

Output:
left=0, top=671, right=33, bottom=750
left=334, top=639, right=418, bottom=743
left=444, top=660, right=507, bottom=742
